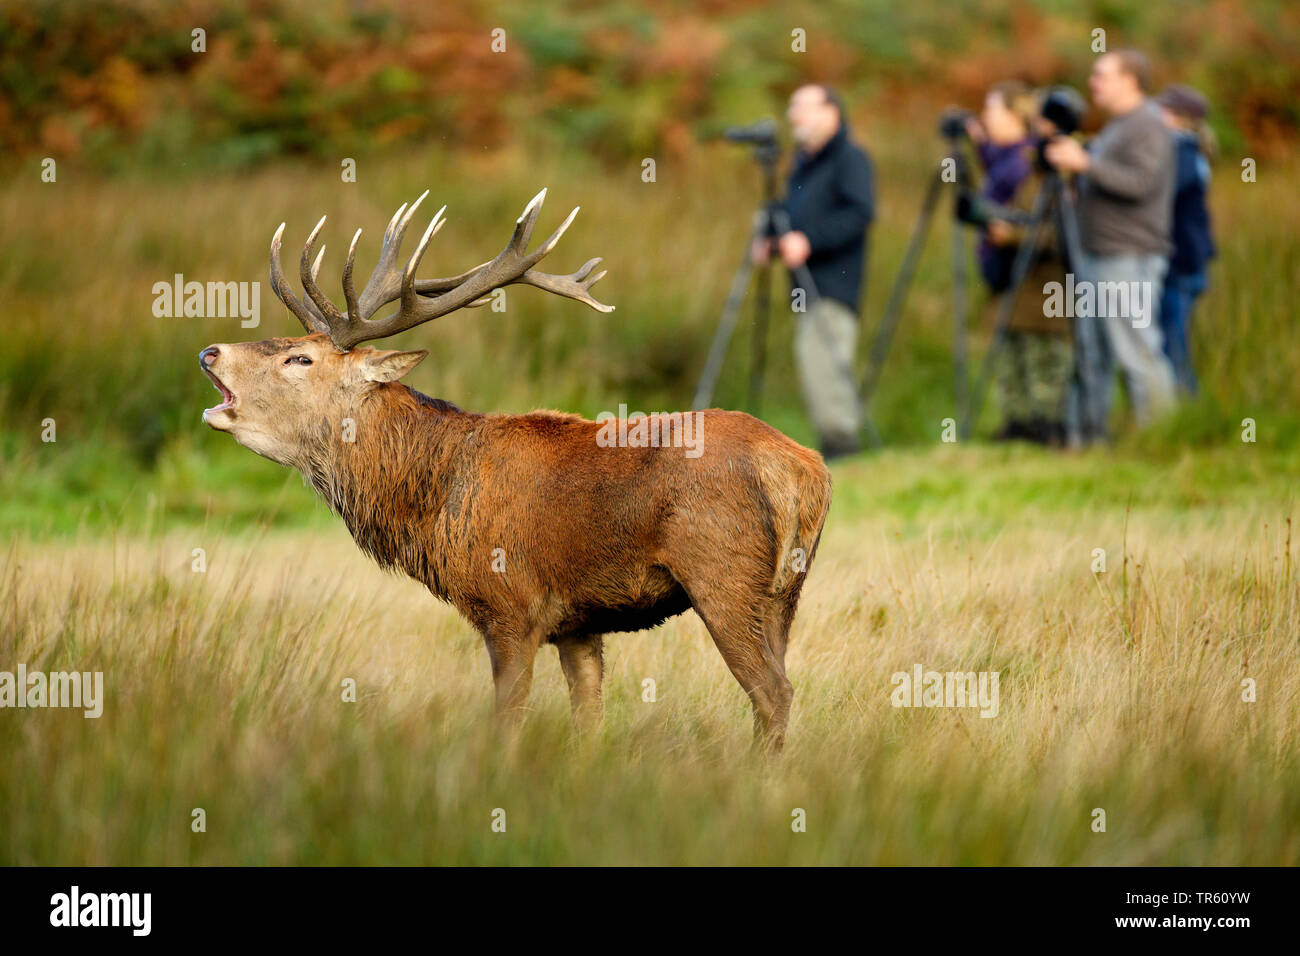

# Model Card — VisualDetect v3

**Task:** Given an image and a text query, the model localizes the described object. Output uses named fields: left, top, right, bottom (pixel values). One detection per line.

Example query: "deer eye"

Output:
left=284, top=355, right=312, bottom=366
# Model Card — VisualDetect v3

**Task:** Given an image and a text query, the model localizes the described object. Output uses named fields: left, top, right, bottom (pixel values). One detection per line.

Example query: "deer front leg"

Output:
left=556, top=635, right=604, bottom=731
left=483, top=625, right=544, bottom=729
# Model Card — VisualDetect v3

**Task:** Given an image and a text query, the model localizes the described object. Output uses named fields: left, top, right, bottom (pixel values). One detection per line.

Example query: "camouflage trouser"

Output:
left=998, top=330, right=1072, bottom=424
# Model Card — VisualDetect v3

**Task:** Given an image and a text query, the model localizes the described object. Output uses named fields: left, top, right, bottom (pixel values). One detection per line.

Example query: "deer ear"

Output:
left=359, top=349, right=427, bottom=383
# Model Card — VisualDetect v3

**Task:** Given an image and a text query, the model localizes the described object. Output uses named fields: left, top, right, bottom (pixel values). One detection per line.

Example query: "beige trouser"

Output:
left=794, top=296, right=862, bottom=448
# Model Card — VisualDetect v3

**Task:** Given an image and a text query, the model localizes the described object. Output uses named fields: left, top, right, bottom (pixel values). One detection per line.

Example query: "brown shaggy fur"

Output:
left=201, top=334, right=832, bottom=748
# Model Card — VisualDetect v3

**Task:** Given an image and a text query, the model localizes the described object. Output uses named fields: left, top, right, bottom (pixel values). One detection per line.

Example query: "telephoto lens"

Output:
left=938, top=107, right=974, bottom=139
left=1040, top=85, right=1086, bottom=135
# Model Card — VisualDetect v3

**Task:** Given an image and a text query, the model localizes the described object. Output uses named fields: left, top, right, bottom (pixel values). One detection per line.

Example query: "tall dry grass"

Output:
left=3, top=447, right=1296, bottom=865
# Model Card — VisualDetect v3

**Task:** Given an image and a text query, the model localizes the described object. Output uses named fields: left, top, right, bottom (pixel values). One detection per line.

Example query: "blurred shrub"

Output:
left=2, top=0, right=1297, bottom=172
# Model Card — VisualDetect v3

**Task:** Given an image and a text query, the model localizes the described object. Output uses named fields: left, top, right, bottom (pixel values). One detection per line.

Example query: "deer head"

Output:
left=199, top=189, right=612, bottom=466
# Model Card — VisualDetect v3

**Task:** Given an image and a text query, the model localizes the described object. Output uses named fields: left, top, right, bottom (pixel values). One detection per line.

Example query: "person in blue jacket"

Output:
left=1156, top=85, right=1217, bottom=396
left=753, top=84, right=875, bottom=460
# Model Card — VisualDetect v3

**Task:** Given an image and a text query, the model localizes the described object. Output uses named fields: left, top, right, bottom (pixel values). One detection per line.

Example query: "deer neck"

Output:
left=300, top=384, right=475, bottom=591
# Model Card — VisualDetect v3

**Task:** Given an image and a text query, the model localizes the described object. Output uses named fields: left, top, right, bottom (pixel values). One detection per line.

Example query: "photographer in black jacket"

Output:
left=752, top=84, right=875, bottom=460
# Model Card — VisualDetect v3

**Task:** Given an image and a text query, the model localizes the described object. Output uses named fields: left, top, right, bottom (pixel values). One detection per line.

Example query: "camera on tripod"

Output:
left=694, top=116, right=818, bottom=414
left=1034, top=86, right=1086, bottom=170
left=938, top=107, right=975, bottom=140
left=721, top=118, right=780, bottom=148
left=948, top=86, right=1088, bottom=227
left=940, top=86, right=1084, bottom=146
left=1039, top=86, right=1085, bottom=136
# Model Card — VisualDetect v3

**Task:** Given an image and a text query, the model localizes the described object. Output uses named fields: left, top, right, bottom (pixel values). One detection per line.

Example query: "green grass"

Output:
left=3, top=421, right=1294, bottom=538
left=3, top=441, right=1297, bottom=865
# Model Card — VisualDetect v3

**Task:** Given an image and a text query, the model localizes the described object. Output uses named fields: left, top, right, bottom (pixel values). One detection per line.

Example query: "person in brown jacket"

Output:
left=968, top=82, right=1072, bottom=446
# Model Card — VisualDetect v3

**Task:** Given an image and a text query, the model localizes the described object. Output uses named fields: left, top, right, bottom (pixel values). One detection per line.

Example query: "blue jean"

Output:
left=1159, top=270, right=1207, bottom=396
left=1066, top=252, right=1175, bottom=443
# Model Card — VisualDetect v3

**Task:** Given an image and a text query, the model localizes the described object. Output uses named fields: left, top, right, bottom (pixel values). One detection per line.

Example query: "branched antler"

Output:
left=269, top=189, right=613, bottom=349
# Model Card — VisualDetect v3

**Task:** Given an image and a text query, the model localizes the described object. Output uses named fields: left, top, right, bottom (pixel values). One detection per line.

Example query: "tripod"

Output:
left=858, top=136, right=1084, bottom=443
left=692, top=142, right=847, bottom=419
left=857, top=131, right=978, bottom=442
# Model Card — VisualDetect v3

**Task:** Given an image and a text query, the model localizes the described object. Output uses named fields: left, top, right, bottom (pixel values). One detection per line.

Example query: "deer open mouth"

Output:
left=202, top=368, right=237, bottom=422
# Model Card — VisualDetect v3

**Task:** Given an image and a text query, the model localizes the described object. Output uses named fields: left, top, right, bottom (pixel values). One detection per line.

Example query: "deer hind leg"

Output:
left=483, top=624, right=545, bottom=728
left=556, top=634, right=605, bottom=731
left=752, top=525, right=821, bottom=742
left=766, top=558, right=813, bottom=665
left=682, top=584, right=793, bottom=752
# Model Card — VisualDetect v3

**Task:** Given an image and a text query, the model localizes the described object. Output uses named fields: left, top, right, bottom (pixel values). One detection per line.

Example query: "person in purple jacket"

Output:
left=1156, top=85, right=1217, bottom=396
left=968, top=81, right=1072, bottom=445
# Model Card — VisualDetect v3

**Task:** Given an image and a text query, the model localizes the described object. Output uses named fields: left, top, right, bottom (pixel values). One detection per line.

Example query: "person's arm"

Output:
left=992, top=169, right=1054, bottom=252
left=1087, top=121, right=1171, bottom=201
left=799, top=149, right=875, bottom=254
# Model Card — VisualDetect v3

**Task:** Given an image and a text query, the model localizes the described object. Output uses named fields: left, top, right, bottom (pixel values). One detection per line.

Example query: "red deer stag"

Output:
left=199, top=189, right=831, bottom=749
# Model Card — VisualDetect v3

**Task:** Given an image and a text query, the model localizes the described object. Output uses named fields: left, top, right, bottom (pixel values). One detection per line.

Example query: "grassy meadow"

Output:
left=3, top=445, right=1298, bottom=865
left=2, top=117, right=1299, bottom=864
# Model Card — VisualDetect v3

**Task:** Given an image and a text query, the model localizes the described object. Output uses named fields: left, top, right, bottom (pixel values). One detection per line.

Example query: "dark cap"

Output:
left=1156, top=84, right=1209, bottom=120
